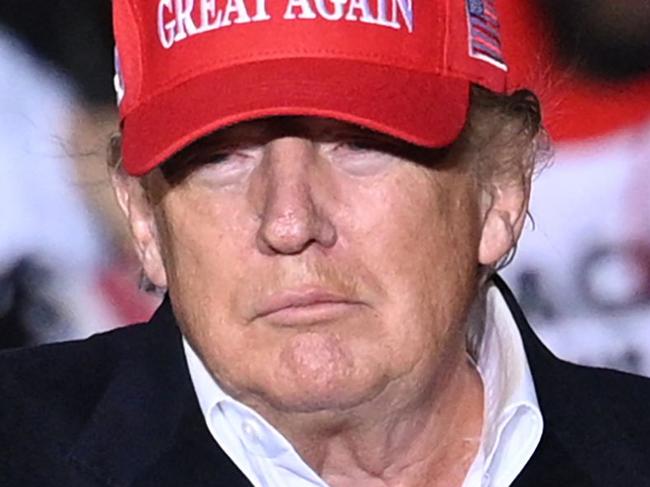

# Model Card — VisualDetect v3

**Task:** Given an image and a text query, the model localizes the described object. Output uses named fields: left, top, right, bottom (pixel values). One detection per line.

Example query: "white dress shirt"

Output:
left=183, top=283, right=544, bottom=487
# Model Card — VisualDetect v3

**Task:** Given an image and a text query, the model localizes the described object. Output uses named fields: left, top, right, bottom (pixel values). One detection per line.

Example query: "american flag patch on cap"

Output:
left=466, top=0, right=507, bottom=71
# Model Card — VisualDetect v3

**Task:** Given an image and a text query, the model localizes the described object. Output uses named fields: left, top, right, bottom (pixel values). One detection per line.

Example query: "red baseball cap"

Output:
left=113, top=0, right=508, bottom=175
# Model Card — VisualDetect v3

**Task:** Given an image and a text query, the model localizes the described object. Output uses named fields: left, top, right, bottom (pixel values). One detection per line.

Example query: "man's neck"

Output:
left=248, top=353, right=484, bottom=487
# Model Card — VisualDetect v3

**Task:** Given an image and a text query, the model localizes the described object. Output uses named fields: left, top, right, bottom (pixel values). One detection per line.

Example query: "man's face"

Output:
left=140, top=117, right=485, bottom=413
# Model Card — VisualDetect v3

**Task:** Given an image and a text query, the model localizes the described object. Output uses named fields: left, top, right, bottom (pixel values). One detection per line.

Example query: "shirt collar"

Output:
left=183, top=338, right=326, bottom=486
left=183, top=338, right=314, bottom=463
left=183, top=338, right=229, bottom=415
left=463, top=284, right=544, bottom=486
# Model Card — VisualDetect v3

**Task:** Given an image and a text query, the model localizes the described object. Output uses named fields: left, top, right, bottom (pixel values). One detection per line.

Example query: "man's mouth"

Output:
left=255, top=287, right=364, bottom=325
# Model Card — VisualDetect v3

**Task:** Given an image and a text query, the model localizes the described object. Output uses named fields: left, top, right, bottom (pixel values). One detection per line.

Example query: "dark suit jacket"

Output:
left=2, top=276, right=650, bottom=486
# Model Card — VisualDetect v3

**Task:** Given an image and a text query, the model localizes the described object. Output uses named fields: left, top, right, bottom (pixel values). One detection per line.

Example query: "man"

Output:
left=2, top=0, right=650, bottom=486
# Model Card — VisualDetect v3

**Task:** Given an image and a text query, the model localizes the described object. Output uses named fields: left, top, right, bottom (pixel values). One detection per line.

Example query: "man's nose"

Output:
left=253, top=138, right=337, bottom=255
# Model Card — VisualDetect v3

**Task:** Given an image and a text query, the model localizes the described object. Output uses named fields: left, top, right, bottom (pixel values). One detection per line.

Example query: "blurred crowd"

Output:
left=0, top=0, right=159, bottom=349
left=0, top=0, right=649, bottom=373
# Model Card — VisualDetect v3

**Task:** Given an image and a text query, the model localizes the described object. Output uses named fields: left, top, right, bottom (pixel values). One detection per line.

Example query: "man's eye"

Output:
left=331, top=140, right=386, bottom=154
left=205, top=152, right=234, bottom=164
left=182, top=145, right=263, bottom=186
left=319, top=137, right=393, bottom=158
left=322, top=140, right=396, bottom=176
left=203, top=147, right=260, bottom=165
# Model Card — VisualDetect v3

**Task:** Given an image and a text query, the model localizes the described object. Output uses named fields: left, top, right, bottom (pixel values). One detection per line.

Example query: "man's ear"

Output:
left=478, top=179, right=530, bottom=266
left=111, top=169, right=168, bottom=288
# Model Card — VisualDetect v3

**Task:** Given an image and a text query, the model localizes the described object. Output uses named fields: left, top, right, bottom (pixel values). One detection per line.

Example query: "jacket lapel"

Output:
left=493, top=275, right=650, bottom=487
left=492, top=275, right=592, bottom=486
left=511, top=429, right=592, bottom=486
left=67, top=298, right=252, bottom=486
left=132, top=396, right=253, bottom=487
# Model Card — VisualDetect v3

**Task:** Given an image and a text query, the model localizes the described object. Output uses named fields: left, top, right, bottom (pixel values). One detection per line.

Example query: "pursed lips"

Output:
left=254, top=287, right=364, bottom=325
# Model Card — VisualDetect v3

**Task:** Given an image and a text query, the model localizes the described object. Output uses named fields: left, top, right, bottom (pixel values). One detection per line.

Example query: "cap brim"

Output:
left=122, top=58, right=470, bottom=176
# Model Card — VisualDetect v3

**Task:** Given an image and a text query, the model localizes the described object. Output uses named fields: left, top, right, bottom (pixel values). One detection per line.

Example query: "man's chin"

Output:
left=267, top=332, right=382, bottom=412
left=258, top=381, right=383, bottom=415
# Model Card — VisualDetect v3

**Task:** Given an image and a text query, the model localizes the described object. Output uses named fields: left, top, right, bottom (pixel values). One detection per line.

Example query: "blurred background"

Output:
left=0, top=0, right=649, bottom=375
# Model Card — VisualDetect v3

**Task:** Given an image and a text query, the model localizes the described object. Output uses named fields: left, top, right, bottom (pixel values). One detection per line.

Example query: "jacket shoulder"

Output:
left=0, top=323, right=151, bottom=445
left=559, top=359, right=650, bottom=425
left=521, top=357, right=650, bottom=485
left=0, top=300, right=189, bottom=486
